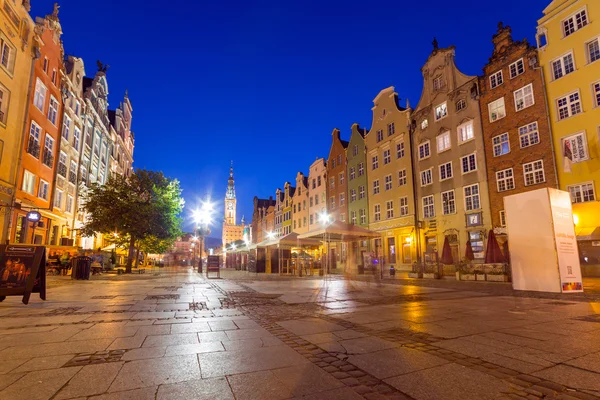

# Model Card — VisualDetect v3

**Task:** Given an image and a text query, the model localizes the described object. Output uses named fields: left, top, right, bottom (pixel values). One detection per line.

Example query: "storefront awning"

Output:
left=298, top=221, right=380, bottom=241
left=272, top=232, right=321, bottom=248
left=577, top=227, right=600, bottom=241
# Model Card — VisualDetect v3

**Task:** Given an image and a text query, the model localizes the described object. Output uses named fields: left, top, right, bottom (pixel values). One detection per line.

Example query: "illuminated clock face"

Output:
left=227, top=203, right=233, bottom=210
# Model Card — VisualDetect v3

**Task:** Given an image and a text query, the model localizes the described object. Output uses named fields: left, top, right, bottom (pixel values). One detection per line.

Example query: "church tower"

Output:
left=222, top=161, right=243, bottom=247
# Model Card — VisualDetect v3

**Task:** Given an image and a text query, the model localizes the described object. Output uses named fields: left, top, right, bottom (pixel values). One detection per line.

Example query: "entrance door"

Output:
left=402, top=242, right=411, bottom=264
left=270, top=249, right=279, bottom=273
left=388, top=238, right=396, bottom=264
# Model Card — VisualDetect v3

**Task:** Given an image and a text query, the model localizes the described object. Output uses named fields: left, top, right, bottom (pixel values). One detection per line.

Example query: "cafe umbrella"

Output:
left=465, top=239, right=475, bottom=261
left=440, top=236, right=454, bottom=265
left=485, top=230, right=505, bottom=264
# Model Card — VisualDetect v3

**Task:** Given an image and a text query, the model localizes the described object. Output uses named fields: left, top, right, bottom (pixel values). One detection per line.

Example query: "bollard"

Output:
left=389, top=265, right=396, bottom=277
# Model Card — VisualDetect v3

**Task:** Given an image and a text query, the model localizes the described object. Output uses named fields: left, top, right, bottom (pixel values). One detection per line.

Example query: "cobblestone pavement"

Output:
left=0, top=268, right=598, bottom=400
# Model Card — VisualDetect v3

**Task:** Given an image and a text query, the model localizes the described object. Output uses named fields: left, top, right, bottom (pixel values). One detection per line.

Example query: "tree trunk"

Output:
left=135, top=247, right=140, bottom=269
left=126, top=236, right=136, bottom=273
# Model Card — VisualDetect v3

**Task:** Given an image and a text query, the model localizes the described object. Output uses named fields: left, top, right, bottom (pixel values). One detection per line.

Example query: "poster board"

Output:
left=0, top=244, right=47, bottom=304
left=504, top=188, right=582, bottom=293
left=206, top=255, right=220, bottom=278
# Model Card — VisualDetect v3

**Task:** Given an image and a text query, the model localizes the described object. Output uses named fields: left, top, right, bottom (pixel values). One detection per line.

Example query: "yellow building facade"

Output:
left=537, top=0, right=600, bottom=246
left=0, top=1, right=34, bottom=243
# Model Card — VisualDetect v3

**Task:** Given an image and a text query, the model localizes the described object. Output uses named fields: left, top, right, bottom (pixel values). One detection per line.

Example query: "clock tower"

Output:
left=222, top=161, right=244, bottom=247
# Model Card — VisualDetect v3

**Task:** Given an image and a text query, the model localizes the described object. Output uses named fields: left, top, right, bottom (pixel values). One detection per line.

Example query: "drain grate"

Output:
left=145, top=294, right=180, bottom=300
left=63, top=350, right=126, bottom=367
left=189, top=302, right=208, bottom=311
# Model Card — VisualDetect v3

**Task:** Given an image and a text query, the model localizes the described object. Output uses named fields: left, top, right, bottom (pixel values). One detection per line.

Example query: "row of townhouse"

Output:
left=250, top=0, right=599, bottom=270
left=0, top=2, right=134, bottom=248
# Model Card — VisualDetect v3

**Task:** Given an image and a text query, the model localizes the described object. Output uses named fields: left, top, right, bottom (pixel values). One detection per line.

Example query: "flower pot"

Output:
left=460, top=273, right=476, bottom=281
left=486, top=274, right=509, bottom=282
left=423, top=272, right=439, bottom=279
left=476, top=274, right=486, bottom=281
left=408, top=272, right=423, bottom=279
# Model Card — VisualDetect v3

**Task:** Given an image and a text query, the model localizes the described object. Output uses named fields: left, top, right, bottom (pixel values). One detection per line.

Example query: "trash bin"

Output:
left=71, top=256, right=92, bottom=280
left=389, top=266, right=396, bottom=277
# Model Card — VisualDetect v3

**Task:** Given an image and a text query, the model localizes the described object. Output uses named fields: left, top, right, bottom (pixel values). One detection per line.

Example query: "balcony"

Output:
left=57, top=163, right=67, bottom=177
left=27, top=138, right=40, bottom=158
left=42, top=149, right=54, bottom=168
left=69, top=171, right=77, bottom=185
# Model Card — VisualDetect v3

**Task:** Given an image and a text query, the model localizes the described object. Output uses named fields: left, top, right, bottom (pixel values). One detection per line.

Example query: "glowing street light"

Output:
left=266, top=231, right=275, bottom=240
left=318, top=211, right=331, bottom=225
left=192, top=197, right=215, bottom=274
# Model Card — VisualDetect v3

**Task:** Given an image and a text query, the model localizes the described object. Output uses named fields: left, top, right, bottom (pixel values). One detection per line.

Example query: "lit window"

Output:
left=398, top=169, right=407, bottom=186
left=557, top=91, right=582, bottom=120
left=496, top=168, right=515, bottom=192
left=57, top=152, right=67, bottom=177
left=458, top=121, right=474, bottom=143
left=441, top=190, right=456, bottom=215
left=66, top=195, right=74, bottom=213
left=54, top=189, right=63, bottom=209
left=488, top=98, right=506, bottom=122
left=493, top=133, right=510, bottom=156
left=34, top=79, right=47, bottom=111
left=358, top=163, right=364, bottom=176
left=499, top=210, right=506, bottom=227
left=399, top=197, right=409, bottom=216
left=563, top=132, right=589, bottom=163
left=422, top=196, right=434, bottom=219
left=514, top=84, right=535, bottom=111
left=418, top=141, right=430, bottom=160
left=350, top=167, right=355, bottom=180
left=0, top=84, right=9, bottom=124
left=568, top=182, right=595, bottom=203
left=374, top=204, right=381, bottom=221
left=437, top=131, right=451, bottom=152
left=38, top=179, right=49, bottom=200
left=435, top=102, right=447, bottom=121
left=421, top=119, right=428, bottom=130
left=339, top=172, right=344, bottom=185
left=350, top=189, right=356, bottom=202
left=339, top=193, right=345, bottom=206
left=464, top=184, right=480, bottom=211
left=0, top=34, right=15, bottom=73
left=519, top=122, right=540, bottom=148
left=22, top=170, right=36, bottom=195
left=386, top=200, right=394, bottom=219
left=523, top=160, right=545, bottom=186
left=48, top=96, right=59, bottom=125
left=562, top=9, right=588, bottom=37
left=360, top=209, right=367, bottom=224
left=62, top=115, right=71, bottom=140
left=421, top=168, right=433, bottom=186
left=461, top=153, right=477, bottom=174
left=509, top=59, right=525, bottom=79
left=551, top=53, right=575, bottom=80
left=489, top=70, right=503, bottom=89
left=351, top=211, right=357, bottom=224
left=439, top=162, right=452, bottom=181
left=359, top=185, right=365, bottom=199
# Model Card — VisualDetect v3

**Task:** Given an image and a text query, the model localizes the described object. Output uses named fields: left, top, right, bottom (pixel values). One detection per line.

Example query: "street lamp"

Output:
left=318, top=212, right=331, bottom=276
left=193, top=198, right=214, bottom=274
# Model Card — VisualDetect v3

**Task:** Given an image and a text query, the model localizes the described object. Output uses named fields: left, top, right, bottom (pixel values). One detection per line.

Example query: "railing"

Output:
left=57, top=163, right=67, bottom=177
left=27, top=138, right=40, bottom=158
left=42, top=149, right=54, bottom=167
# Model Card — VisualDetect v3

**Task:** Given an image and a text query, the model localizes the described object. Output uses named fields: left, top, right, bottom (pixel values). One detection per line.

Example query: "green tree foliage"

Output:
left=81, top=169, right=184, bottom=272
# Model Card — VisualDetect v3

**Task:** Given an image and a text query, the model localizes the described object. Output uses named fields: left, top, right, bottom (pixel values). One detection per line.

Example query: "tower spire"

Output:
left=230, top=160, right=233, bottom=177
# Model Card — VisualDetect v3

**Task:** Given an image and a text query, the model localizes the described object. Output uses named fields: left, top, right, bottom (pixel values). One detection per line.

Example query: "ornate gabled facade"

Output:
left=108, top=91, right=134, bottom=179
left=479, top=23, right=558, bottom=241
left=292, top=172, right=308, bottom=234
left=0, top=0, right=34, bottom=243
left=274, top=187, right=283, bottom=237
left=366, top=87, right=415, bottom=266
left=11, top=5, right=65, bottom=244
left=307, top=157, right=327, bottom=231
left=251, top=196, right=275, bottom=243
left=347, top=123, right=368, bottom=228
left=411, top=41, right=492, bottom=264
left=282, top=182, right=295, bottom=236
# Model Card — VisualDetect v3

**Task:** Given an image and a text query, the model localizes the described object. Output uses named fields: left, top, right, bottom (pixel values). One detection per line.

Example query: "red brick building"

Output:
left=326, top=128, right=349, bottom=223
left=479, top=23, right=558, bottom=232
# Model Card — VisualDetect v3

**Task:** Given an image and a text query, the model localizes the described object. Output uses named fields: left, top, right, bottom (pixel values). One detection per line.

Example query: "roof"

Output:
left=340, top=140, right=349, bottom=149
left=255, top=197, right=276, bottom=209
left=298, top=220, right=380, bottom=241
left=289, top=187, right=296, bottom=197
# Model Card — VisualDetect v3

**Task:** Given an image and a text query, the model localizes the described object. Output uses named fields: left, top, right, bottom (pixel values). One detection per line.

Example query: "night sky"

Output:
left=32, top=0, right=549, bottom=240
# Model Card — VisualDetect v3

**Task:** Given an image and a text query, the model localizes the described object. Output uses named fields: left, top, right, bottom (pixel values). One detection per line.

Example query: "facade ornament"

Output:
left=432, top=37, right=438, bottom=50
left=96, top=60, right=109, bottom=72
left=52, top=3, right=60, bottom=18
left=22, top=0, right=31, bottom=11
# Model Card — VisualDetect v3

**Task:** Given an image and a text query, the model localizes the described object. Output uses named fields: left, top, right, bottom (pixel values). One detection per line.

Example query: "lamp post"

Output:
left=318, top=211, right=331, bottom=276
left=193, top=199, right=214, bottom=274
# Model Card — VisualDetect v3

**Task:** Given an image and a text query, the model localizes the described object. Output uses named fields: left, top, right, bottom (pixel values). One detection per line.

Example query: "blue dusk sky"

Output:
left=32, top=0, right=550, bottom=239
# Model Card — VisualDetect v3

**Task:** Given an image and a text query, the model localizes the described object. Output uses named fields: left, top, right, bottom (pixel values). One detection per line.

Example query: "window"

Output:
left=439, top=162, right=452, bottom=181
left=493, top=133, right=510, bottom=156
left=374, top=204, right=381, bottom=222
left=509, top=59, right=525, bottom=79
left=350, top=188, right=357, bottom=202
left=312, top=179, right=316, bottom=189
left=373, top=180, right=380, bottom=195
left=54, top=189, right=63, bottom=209
left=383, top=149, right=391, bottom=165
left=384, top=174, right=393, bottom=191
left=421, top=119, right=428, bottom=130
left=398, top=169, right=407, bottom=186
left=317, top=176, right=321, bottom=186
left=62, top=115, right=71, bottom=140
left=48, top=96, right=59, bottom=125
left=437, top=131, right=451, bottom=152
left=562, top=9, right=588, bottom=37
left=387, top=122, right=395, bottom=136
left=557, top=91, right=582, bottom=120
left=330, top=197, right=335, bottom=209
left=594, top=81, right=600, bottom=107
left=66, top=195, right=74, bottom=213
left=58, top=152, right=67, bottom=177
left=563, top=132, right=589, bottom=163
left=500, top=210, right=506, bottom=227
left=38, top=179, right=49, bottom=200
left=399, top=197, right=409, bottom=216
left=353, top=145, right=358, bottom=156
left=489, top=70, right=503, bottom=89
left=458, top=121, right=474, bottom=143
left=75, top=101, right=80, bottom=116
left=421, top=168, right=433, bottom=186
left=331, top=158, right=336, bottom=169
left=80, top=166, right=87, bottom=185
left=464, top=184, right=480, bottom=211
left=359, top=185, right=365, bottom=199
left=315, top=194, right=319, bottom=204
left=339, top=193, right=345, bottom=206
left=496, top=168, right=515, bottom=192
left=351, top=211, right=357, bottom=224
left=310, top=197, right=313, bottom=207
left=456, top=99, right=466, bottom=111
left=423, top=196, right=435, bottom=219
left=330, top=177, right=335, bottom=189
left=51, top=69, right=57, bottom=85
left=441, top=190, right=456, bottom=215
left=371, top=155, right=378, bottom=170
left=568, top=182, right=595, bottom=203
left=488, top=98, right=506, bottom=122
left=418, top=141, right=430, bottom=160
left=43, top=135, right=54, bottom=167
left=551, top=53, right=575, bottom=80
left=523, top=160, right=545, bottom=186
left=396, top=142, right=405, bottom=159
left=376, top=130, right=383, bottom=142
left=0, top=35, right=15, bottom=73
left=435, top=102, right=447, bottom=121
left=350, top=167, right=355, bottom=180
left=461, top=153, right=477, bottom=174
left=514, top=84, right=535, bottom=111
left=386, top=201, right=394, bottom=219
left=587, top=38, right=600, bottom=63
left=519, top=122, right=540, bottom=148
left=22, top=170, right=36, bottom=195
left=34, top=79, right=47, bottom=111
left=337, top=155, right=342, bottom=165
left=433, top=76, right=443, bottom=91
left=69, top=160, right=77, bottom=184
left=0, top=84, right=8, bottom=124
left=360, top=209, right=366, bottom=224
left=43, top=57, right=48, bottom=72
left=358, top=163, right=364, bottom=176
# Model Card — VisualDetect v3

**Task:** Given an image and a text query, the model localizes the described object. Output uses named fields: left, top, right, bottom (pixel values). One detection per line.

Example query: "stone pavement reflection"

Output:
left=0, top=267, right=598, bottom=400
